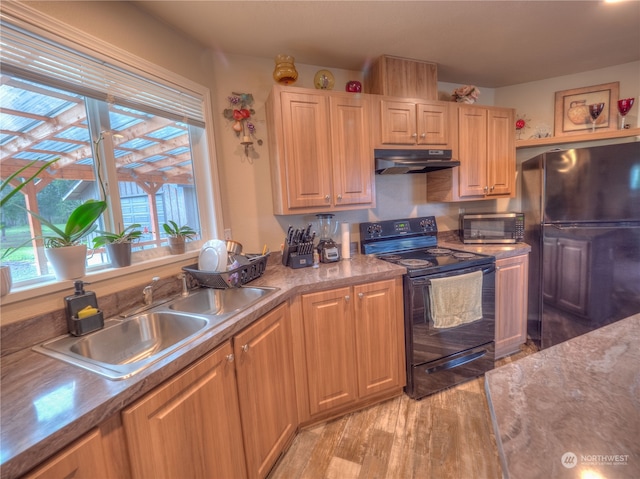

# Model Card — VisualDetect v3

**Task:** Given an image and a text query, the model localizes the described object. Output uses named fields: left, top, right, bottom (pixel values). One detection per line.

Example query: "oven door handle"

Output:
left=418, top=264, right=496, bottom=286
left=424, top=349, right=488, bottom=374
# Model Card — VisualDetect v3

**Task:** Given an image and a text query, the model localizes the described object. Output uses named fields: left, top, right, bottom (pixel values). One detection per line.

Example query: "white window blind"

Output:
left=0, top=20, right=205, bottom=127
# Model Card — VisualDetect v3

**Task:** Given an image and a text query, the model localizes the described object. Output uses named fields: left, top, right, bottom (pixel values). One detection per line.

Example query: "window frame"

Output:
left=0, top=3, right=223, bottom=307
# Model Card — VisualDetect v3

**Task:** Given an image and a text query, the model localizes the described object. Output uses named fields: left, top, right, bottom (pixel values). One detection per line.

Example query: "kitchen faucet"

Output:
left=143, top=276, right=160, bottom=305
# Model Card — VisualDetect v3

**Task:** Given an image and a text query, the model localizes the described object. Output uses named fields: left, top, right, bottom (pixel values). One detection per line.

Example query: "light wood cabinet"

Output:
left=377, top=99, right=451, bottom=147
left=426, top=104, right=516, bottom=202
left=292, top=278, right=405, bottom=424
left=23, top=415, right=130, bottom=479
left=364, top=54, right=438, bottom=100
left=234, top=303, right=297, bottom=479
left=23, top=428, right=109, bottom=479
left=495, top=254, right=529, bottom=358
left=266, top=85, right=374, bottom=214
left=122, top=342, right=248, bottom=479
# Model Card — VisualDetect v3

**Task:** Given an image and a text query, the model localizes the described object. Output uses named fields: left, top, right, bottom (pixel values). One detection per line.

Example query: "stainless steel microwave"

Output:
left=459, top=212, right=524, bottom=244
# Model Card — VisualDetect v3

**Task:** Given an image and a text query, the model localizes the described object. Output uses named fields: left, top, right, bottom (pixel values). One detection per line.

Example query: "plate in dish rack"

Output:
left=199, top=239, right=228, bottom=272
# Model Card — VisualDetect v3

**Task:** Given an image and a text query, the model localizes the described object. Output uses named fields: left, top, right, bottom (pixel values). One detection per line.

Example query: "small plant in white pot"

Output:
left=162, top=220, right=196, bottom=254
left=92, top=224, right=142, bottom=268
left=0, top=158, right=60, bottom=295
left=26, top=199, right=107, bottom=280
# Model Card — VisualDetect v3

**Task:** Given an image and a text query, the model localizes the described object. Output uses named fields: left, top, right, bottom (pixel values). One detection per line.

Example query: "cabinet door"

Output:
left=379, top=99, right=417, bottom=145
left=301, top=287, right=358, bottom=415
left=556, top=237, right=590, bottom=316
left=280, top=91, right=332, bottom=209
left=24, top=429, right=108, bottom=479
left=417, top=102, right=449, bottom=146
left=234, top=303, right=297, bottom=479
left=353, top=279, right=405, bottom=398
left=458, top=106, right=488, bottom=197
left=122, top=342, right=247, bottom=479
left=487, top=108, right=515, bottom=196
left=495, top=255, right=529, bottom=358
left=330, top=95, right=374, bottom=206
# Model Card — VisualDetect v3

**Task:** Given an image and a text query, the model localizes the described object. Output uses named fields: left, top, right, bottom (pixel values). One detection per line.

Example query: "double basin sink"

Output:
left=33, top=286, right=277, bottom=380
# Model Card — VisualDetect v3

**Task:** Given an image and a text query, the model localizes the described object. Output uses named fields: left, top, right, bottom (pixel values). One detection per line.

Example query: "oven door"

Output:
left=404, top=263, right=496, bottom=399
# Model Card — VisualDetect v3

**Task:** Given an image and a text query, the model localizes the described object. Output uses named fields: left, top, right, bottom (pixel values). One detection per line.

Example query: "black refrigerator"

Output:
left=522, top=141, right=640, bottom=349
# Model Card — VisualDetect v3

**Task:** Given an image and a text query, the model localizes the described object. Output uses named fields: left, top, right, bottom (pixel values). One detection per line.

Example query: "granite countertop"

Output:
left=0, top=254, right=405, bottom=479
left=486, top=313, right=640, bottom=479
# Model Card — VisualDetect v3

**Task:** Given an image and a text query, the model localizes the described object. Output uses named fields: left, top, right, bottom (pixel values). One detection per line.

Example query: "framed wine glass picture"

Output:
left=554, top=81, right=619, bottom=137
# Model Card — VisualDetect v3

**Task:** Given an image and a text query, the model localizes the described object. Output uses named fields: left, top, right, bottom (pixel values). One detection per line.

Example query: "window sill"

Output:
left=1, top=248, right=200, bottom=324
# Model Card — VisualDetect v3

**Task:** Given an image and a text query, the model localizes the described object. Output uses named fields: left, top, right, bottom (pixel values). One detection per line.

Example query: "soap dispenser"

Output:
left=64, top=280, right=104, bottom=336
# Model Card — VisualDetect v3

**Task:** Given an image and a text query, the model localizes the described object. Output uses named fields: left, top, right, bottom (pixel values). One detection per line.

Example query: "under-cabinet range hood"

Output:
left=374, top=149, right=459, bottom=174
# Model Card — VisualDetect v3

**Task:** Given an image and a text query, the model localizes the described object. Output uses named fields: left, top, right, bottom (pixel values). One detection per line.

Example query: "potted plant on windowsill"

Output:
left=26, top=199, right=107, bottom=280
left=0, top=158, right=60, bottom=295
left=162, top=220, right=197, bottom=255
left=92, top=223, right=142, bottom=268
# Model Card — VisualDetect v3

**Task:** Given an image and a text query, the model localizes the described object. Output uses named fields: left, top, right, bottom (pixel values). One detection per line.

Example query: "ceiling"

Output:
left=131, top=0, right=640, bottom=88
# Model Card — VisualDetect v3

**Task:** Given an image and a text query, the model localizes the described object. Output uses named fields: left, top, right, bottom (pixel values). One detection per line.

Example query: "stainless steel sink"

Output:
left=34, top=311, right=211, bottom=380
left=33, top=286, right=278, bottom=380
left=168, top=286, right=277, bottom=315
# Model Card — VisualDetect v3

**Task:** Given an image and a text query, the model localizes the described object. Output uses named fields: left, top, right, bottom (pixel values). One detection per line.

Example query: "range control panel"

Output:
left=359, top=216, right=438, bottom=241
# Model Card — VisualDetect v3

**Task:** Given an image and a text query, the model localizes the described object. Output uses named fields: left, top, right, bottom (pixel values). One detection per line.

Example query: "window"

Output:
left=0, top=16, right=218, bottom=288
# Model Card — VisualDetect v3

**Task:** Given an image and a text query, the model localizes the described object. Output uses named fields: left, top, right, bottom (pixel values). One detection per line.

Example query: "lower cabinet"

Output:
left=495, top=254, right=529, bottom=358
left=122, top=341, right=248, bottom=479
left=23, top=428, right=109, bottom=479
left=291, top=278, right=405, bottom=424
left=122, top=303, right=296, bottom=479
left=234, top=303, right=297, bottom=479
left=23, top=415, right=130, bottom=479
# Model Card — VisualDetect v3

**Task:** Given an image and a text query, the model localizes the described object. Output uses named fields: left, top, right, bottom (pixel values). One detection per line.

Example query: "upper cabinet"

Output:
left=266, top=85, right=375, bottom=215
left=364, top=55, right=438, bottom=100
left=375, top=98, right=452, bottom=148
left=426, top=104, right=516, bottom=202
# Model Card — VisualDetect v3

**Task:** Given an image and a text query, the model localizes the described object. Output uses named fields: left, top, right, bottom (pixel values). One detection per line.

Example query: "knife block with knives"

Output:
left=283, top=224, right=315, bottom=269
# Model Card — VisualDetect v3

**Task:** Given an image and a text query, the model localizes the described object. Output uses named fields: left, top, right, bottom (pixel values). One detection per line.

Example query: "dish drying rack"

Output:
left=183, top=253, right=269, bottom=289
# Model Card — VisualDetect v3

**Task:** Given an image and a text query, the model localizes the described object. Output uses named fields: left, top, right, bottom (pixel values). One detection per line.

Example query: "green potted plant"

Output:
left=1, top=158, right=60, bottom=294
left=26, top=199, right=107, bottom=280
left=92, top=223, right=142, bottom=268
left=162, top=220, right=197, bottom=254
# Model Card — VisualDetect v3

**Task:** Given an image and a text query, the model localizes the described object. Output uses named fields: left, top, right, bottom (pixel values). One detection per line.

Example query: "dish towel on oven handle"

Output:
left=428, top=270, right=483, bottom=329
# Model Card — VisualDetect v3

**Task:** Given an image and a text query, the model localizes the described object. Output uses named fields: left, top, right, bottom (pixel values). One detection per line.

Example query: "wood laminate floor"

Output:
left=269, top=342, right=537, bottom=479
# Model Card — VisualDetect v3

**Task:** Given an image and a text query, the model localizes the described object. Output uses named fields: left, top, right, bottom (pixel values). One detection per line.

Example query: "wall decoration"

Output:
left=451, top=85, right=480, bottom=104
left=515, top=113, right=531, bottom=140
left=222, top=92, right=263, bottom=157
left=553, top=82, right=619, bottom=137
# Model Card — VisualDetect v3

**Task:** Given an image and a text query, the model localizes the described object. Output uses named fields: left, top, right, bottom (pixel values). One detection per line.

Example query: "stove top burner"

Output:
left=399, top=258, right=433, bottom=268
left=426, top=248, right=452, bottom=255
left=453, top=252, right=476, bottom=259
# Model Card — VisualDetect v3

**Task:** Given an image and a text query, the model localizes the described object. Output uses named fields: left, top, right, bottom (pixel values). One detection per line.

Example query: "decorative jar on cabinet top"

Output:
left=273, top=54, right=298, bottom=85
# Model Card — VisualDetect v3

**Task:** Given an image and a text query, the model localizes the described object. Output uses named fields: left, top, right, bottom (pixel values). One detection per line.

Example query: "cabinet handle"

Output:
left=336, top=194, right=342, bottom=201
left=226, top=353, right=234, bottom=362
left=420, top=133, right=426, bottom=139
left=358, top=292, right=364, bottom=299
left=324, top=194, right=330, bottom=202
left=490, top=185, right=495, bottom=191
left=484, top=186, right=489, bottom=193
left=345, top=295, right=350, bottom=302
left=411, top=133, right=418, bottom=139
left=241, top=344, right=250, bottom=353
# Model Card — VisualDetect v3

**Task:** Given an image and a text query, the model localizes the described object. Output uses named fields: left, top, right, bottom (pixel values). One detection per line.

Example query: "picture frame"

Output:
left=554, top=82, right=619, bottom=137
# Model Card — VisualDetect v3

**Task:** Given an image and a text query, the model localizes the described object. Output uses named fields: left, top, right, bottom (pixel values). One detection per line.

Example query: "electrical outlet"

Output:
left=224, top=228, right=232, bottom=240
